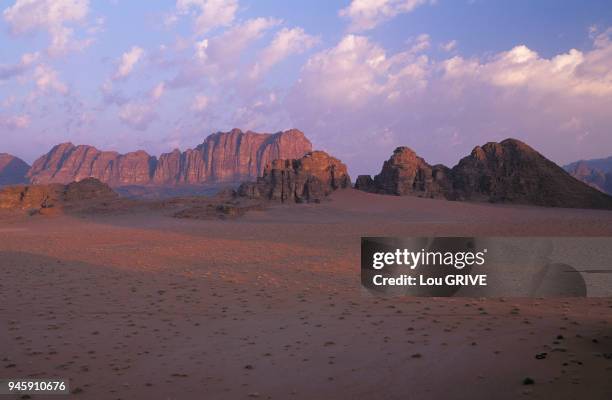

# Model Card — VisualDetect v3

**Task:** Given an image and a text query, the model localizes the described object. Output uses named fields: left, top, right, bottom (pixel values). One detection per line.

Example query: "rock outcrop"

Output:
left=0, top=153, right=30, bottom=186
left=27, top=129, right=312, bottom=186
left=0, top=178, right=118, bottom=214
left=564, top=157, right=612, bottom=195
left=357, top=138, right=612, bottom=209
left=237, top=151, right=351, bottom=203
left=173, top=202, right=265, bottom=220
left=451, top=139, right=612, bottom=208
left=63, top=178, right=119, bottom=202
left=355, top=147, right=450, bottom=198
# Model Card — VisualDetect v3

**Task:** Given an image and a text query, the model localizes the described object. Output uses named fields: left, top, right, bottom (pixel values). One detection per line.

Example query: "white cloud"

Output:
left=440, top=39, right=457, bottom=52
left=175, top=0, right=238, bottom=35
left=191, top=94, right=209, bottom=111
left=114, top=46, right=145, bottom=80
left=441, top=30, right=612, bottom=96
left=20, top=52, right=40, bottom=65
left=202, top=17, right=281, bottom=63
left=287, top=30, right=612, bottom=174
left=0, top=114, right=30, bottom=129
left=194, top=39, right=208, bottom=60
left=291, top=35, right=429, bottom=108
left=100, top=79, right=126, bottom=105
left=34, top=64, right=68, bottom=94
left=86, top=16, right=105, bottom=35
left=409, top=33, right=430, bottom=53
left=339, top=0, right=432, bottom=32
left=0, top=52, right=40, bottom=81
left=3, top=0, right=91, bottom=55
left=151, top=82, right=165, bottom=100
left=168, top=17, right=281, bottom=89
left=119, top=102, right=156, bottom=131
left=249, top=27, right=318, bottom=79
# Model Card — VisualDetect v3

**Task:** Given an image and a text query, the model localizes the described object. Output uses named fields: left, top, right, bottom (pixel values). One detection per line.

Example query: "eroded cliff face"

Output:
left=27, top=129, right=312, bottom=186
left=156, top=128, right=312, bottom=184
left=27, top=144, right=155, bottom=186
left=237, top=151, right=351, bottom=203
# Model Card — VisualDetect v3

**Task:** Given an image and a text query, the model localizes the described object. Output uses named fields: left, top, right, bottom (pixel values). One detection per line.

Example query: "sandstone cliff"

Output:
left=0, top=153, right=30, bottom=186
left=357, top=139, right=612, bottom=209
left=27, top=143, right=156, bottom=186
left=237, top=151, right=351, bottom=203
left=27, top=129, right=312, bottom=186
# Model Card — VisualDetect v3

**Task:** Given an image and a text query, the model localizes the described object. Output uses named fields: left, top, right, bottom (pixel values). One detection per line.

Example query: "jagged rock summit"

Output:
left=354, top=146, right=450, bottom=198
left=27, top=129, right=312, bottom=186
left=238, top=151, right=351, bottom=203
left=357, top=138, right=612, bottom=209
left=0, top=153, right=30, bottom=186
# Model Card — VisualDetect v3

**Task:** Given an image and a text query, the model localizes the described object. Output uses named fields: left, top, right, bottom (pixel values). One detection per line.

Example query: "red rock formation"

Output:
left=355, top=147, right=450, bottom=198
left=27, top=129, right=312, bottom=186
left=357, top=139, right=612, bottom=209
left=238, top=151, right=351, bottom=203
left=27, top=144, right=155, bottom=186
left=451, top=139, right=612, bottom=208
left=0, top=153, right=30, bottom=186
left=169, top=128, right=312, bottom=184
left=153, top=149, right=182, bottom=184
left=0, top=178, right=117, bottom=213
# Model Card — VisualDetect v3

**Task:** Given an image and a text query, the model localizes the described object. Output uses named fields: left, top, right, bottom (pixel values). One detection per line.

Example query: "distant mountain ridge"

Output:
left=565, top=156, right=612, bottom=173
left=8, top=133, right=612, bottom=209
left=0, top=153, right=30, bottom=186
left=564, top=156, right=612, bottom=195
left=26, top=128, right=312, bottom=187
left=356, top=139, right=612, bottom=209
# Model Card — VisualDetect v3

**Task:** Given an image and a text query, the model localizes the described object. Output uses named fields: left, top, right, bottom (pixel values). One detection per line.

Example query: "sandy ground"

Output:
left=1, top=189, right=612, bottom=400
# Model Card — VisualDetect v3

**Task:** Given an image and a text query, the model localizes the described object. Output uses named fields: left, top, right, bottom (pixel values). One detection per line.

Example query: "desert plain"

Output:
left=1, top=189, right=612, bottom=400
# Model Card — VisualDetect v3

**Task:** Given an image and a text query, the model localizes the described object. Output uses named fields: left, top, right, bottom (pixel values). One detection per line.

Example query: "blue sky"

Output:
left=1, top=0, right=612, bottom=176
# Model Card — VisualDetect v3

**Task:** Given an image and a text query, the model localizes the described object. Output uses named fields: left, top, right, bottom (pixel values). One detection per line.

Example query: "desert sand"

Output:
left=1, top=189, right=612, bottom=400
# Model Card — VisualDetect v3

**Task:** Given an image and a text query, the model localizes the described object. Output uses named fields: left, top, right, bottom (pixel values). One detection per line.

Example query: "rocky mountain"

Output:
left=0, top=153, right=30, bottom=186
left=27, top=129, right=312, bottom=186
left=0, top=178, right=117, bottom=214
left=238, top=151, right=351, bottom=203
left=357, top=139, right=612, bottom=209
left=565, top=156, right=612, bottom=173
left=354, top=146, right=451, bottom=198
left=451, top=139, right=612, bottom=208
left=564, top=157, right=612, bottom=195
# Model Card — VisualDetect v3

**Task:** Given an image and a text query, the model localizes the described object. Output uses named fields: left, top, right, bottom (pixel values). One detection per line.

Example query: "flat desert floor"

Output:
left=1, top=189, right=612, bottom=400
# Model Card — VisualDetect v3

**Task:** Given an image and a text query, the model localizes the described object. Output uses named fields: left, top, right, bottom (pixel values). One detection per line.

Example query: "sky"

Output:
left=1, top=0, right=612, bottom=176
